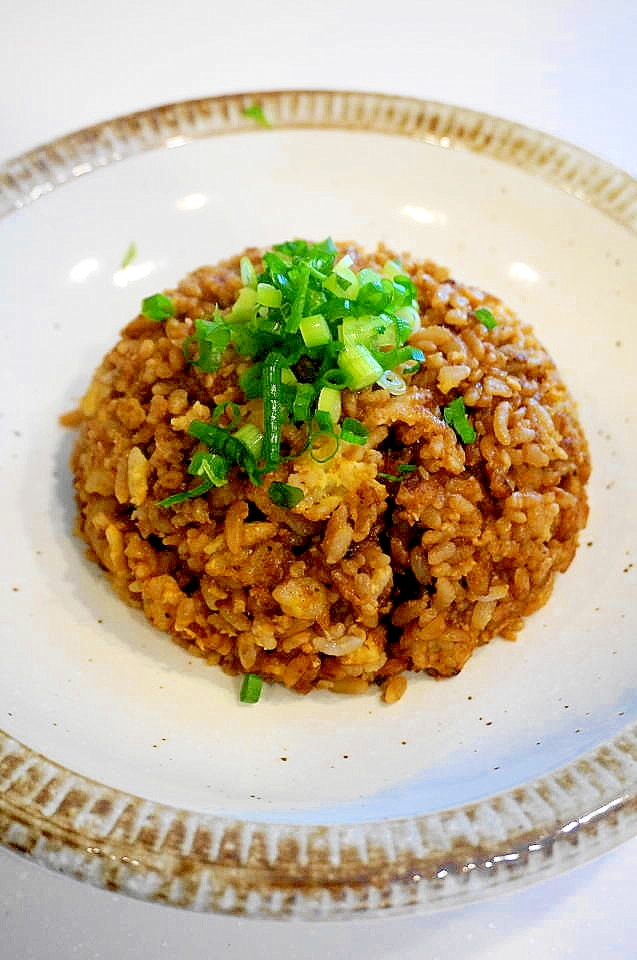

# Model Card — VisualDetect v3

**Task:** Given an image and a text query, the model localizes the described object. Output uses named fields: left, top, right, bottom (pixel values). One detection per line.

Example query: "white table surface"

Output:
left=2, top=1, right=635, bottom=957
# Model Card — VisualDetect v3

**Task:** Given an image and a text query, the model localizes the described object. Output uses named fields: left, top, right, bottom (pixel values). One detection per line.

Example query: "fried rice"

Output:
left=63, top=243, right=590, bottom=702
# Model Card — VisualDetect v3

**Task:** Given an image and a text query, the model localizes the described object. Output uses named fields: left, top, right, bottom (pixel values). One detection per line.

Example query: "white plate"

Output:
left=1, top=90, right=636, bottom=918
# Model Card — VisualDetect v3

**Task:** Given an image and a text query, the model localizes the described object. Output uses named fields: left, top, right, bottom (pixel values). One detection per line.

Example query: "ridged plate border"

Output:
left=1, top=90, right=637, bottom=919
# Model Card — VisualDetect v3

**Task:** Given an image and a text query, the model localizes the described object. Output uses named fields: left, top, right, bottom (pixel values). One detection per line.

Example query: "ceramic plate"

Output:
left=1, top=90, right=636, bottom=919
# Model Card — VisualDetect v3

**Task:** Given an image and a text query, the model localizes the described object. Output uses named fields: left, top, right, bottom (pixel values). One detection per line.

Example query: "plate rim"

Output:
left=1, top=88, right=637, bottom=920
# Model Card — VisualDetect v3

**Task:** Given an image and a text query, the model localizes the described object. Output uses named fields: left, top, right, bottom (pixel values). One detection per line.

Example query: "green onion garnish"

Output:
left=317, top=386, right=342, bottom=426
left=262, top=352, right=285, bottom=470
left=338, top=344, right=384, bottom=390
left=268, top=481, right=304, bottom=509
left=310, top=431, right=339, bottom=464
left=120, top=242, right=137, bottom=270
left=233, top=423, right=264, bottom=459
left=240, top=256, right=258, bottom=289
left=340, top=418, right=369, bottom=446
left=443, top=396, right=477, bottom=444
left=242, top=104, right=271, bottom=128
left=141, top=293, right=176, bottom=321
left=188, top=450, right=230, bottom=487
left=377, top=463, right=418, bottom=482
left=239, top=673, right=263, bottom=703
left=300, top=314, right=331, bottom=348
left=376, top=370, right=407, bottom=395
left=319, top=368, right=348, bottom=390
left=156, top=479, right=213, bottom=508
left=292, top=383, right=315, bottom=422
left=475, top=306, right=497, bottom=330
left=188, top=420, right=262, bottom=486
left=159, top=240, right=426, bottom=506
left=183, top=315, right=233, bottom=371
left=256, top=282, right=282, bottom=308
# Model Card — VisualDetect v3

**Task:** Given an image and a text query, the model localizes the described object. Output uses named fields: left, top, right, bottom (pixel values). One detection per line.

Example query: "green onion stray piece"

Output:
left=443, top=396, right=477, bottom=444
left=268, top=481, right=304, bottom=509
left=474, top=306, right=497, bottom=330
left=141, top=293, right=175, bottom=321
left=120, top=242, right=137, bottom=270
left=242, top=103, right=271, bottom=128
left=240, top=673, right=263, bottom=703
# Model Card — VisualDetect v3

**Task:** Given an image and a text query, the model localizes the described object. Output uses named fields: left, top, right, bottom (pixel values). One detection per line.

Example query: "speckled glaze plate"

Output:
left=1, top=91, right=636, bottom=919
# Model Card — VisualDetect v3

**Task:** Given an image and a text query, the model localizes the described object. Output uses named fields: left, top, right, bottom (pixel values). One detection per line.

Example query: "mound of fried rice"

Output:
left=64, top=244, right=590, bottom=702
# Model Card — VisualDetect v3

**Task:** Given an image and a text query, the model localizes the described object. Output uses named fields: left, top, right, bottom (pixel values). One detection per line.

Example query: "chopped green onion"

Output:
left=240, top=673, right=264, bottom=702
left=268, top=481, right=304, bottom=509
left=242, top=104, right=271, bottom=128
left=314, top=410, right=336, bottom=434
left=233, top=423, right=264, bottom=458
left=281, top=367, right=298, bottom=386
left=157, top=479, right=212, bottom=507
left=341, top=315, right=395, bottom=349
left=404, top=346, right=425, bottom=364
left=287, top=261, right=310, bottom=334
left=340, top=418, right=369, bottom=446
left=319, top=368, right=348, bottom=390
left=382, top=259, right=403, bottom=278
left=182, top=314, right=232, bottom=371
left=377, top=464, right=417, bottom=482
left=338, top=344, right=384, bottom=390
left=292, top=383, right=315, bottom=422
left=395, top=304, right=421, bottom=334
left=443, top=396, right=476, bottom=444
left=391, top=275, right=417, bottom=305
left=376, top=370, right=407, bottom=395
left=256, top=282, right=282, bottom=308
left=356, top=276, right=395, bottom=313
left=239, top=362, right=263, bottom=400
left=323, top=271, right=358, bottom=300
left=475, top=306, right=497, bottom=330
left=141, top=293, right=175, bottom=321
left=299, top=314, right=331, bottom=348
left=335, top=253, right=354, bottom=271
left=230, top=287, right=258, bottom=321
left=317, top=386, right=342, bottom=426
left=332, top=261, right=360, bottom=296
left=188, top=451, right=230, bottom=487
left=188, top=420, right=262, bottom=485
left=262, top=352, right=285, bottom=469
left=120, top=242, right=137, bottom=269
left=240, top=256, right=258, bottom=289
left=310, top=430, right=339, bottom=463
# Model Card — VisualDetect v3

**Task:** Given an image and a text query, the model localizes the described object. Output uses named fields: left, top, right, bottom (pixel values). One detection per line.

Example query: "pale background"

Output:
left=1, top=0, right=636, bottom=957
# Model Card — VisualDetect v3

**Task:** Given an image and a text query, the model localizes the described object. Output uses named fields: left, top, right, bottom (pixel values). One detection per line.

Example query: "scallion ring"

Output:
left=376, top=370, right=407, bottom=395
